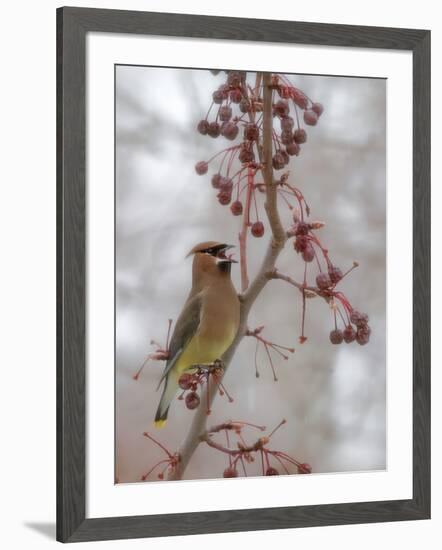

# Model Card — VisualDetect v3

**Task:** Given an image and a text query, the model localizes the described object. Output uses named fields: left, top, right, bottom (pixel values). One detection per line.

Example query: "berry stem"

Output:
left=301, top=287, right=307, bottom=343
left=261, top=73, right=286, bottom=244
left=238, top=167, right=254, bottom=292
left=143, top=432, right=174, bottom=459
left=270, top=452, right=291, bottom=474
left=141, top=458, right=170, bottom=481
left=260, top=449, right=266, bottom=476
left=246, top=326, right=294, bottom=380
left=268, top=418, right=287, bottom=438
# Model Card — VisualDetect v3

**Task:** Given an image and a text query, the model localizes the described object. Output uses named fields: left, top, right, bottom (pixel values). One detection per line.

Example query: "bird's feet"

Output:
left=212, top=358, right=225, bottom=370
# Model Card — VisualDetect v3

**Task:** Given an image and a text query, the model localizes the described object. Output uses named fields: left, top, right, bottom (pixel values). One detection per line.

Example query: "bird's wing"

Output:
left=156, top=292, right=202, bottom=390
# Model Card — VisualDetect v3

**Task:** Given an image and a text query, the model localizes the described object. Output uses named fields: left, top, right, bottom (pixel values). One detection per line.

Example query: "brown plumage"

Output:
left=154, top=242, right=240, bottom=427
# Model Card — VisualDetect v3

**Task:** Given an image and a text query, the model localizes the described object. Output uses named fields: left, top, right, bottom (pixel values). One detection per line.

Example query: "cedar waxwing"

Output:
left=154, top=242, right=240, bottom=428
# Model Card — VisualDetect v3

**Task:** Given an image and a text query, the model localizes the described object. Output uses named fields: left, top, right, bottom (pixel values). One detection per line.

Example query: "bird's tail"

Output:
left=154, top=374, right=178, bottom=428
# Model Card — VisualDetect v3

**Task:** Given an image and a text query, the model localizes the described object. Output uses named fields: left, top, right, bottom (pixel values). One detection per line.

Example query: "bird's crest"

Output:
left=186, top=241, right=234, bottom=258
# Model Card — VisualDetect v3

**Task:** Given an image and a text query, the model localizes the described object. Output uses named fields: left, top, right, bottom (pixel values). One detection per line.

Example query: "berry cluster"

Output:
left=140, top=419, right=311, bottom=481
left=202, top=419, right=312, bottom=478
left=194, top=71, right=322, bottom=241
left=282, top=198, right=371, bottom=346
left=328, top=307, right=371, bottom=346
left=177, top=362, right=234, bottom=415
left=330, top=309, right=371, bottom=346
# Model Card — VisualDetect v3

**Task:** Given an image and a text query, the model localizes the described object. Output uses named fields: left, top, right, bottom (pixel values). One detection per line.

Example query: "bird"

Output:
left=154, top=241, right=240, bottom=428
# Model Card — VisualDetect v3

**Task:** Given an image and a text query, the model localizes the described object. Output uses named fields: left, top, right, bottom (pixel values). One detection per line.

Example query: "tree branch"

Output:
left=168, top=72, right=289, bottom=480
left=268, top=269, right=319, bottom=295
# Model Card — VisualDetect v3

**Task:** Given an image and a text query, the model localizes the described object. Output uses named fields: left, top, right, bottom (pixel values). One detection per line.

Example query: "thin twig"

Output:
left=268, top=269, right=318, bottom=294
left=239, top=167, right=253, bottom=291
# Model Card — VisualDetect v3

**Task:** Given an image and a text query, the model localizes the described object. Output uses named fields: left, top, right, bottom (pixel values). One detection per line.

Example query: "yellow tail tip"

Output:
left=154, top=419, right=167, bottom=429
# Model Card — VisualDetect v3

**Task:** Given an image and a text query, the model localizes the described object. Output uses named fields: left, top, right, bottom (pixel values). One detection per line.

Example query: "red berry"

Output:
left=330, top=329, right=344, bottom=344
left=294, top=221, right=308, bottom=235
left=195, top=161, right=208, bottom=175
left=227, top=71, right=245, bottom=87
left=297, top=463, right=312, bottom=474
left=211, top=174, right=222, bottom=189
left=272, top=152, right=285, bottom=170
left=239, top=146, right=255, bottom=164
left=302, top=243, right=315, bottom=262
left=207, top=122, right=221, bottom=138
left=294, top=234, right=308, bottom=253
left=329, top=266, right=343, bottom=284
left=273, top=99, right=290, bottom=118
left=316, top=272, right=332, bottom=289
left=281, top=116, right=295, bottom=131
left=221, top=122, right=239, bottom=140
left=229, top=89, right=243, bottom=103
left=280, top=149, right=290, bottom=165
left=217, top=190, right=232, bottom=205
left=212, top=89, right=224, bottom=104
left=350, top=310, right=369, bottom=327
left=223, top=467, right=238, bottom=478
left=291, top=88, right=309, bottom=110
left=312, top=102, right=324, bottom=117
left=219, top=105, right=232, bottom=122
left=219, top=177, right=233, bottom=192
left=350, top=310, right=362, bottom=325
left=286, top=142, right=300, bottom=156
left=251, top=221, right=264, bottom=238
left=343, top=325, right=356, bottom=343
left=265, top=467, right=279, bottom=476
left=277, top=85, right=290, bottom=99
left=293, top=129, right=307, bottom=144
left=230, top=200, right=243, bottom=216
left=185, top=391, right=200, bottom=410
left=211, top=173, right=222, bottom=189
left=280, top=130, right=293, bottom=145
left=179, top=373, right=194, bottom=390
left=304, top=109, right=318, bottom=126
left=244, top=124, right=260, bottom=141
left=213, top=85, right=229, bottom=103
left=197, top=119, right=209, bottom=135
left=239, top=98, right=251, bottom=113
left=356, top=325, right=371, bottom=346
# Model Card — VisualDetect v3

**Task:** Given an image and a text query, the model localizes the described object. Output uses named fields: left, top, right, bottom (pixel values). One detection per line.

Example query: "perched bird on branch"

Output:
left=154, top=242, right=240, bottom=428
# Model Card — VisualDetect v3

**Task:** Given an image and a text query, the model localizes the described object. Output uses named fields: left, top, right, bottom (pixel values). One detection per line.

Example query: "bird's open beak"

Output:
left=218, top=244, right=238, bottom=263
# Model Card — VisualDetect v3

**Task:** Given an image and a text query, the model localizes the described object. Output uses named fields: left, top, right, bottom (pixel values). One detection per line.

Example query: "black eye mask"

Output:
left=202, top=244, right=231, bottom=258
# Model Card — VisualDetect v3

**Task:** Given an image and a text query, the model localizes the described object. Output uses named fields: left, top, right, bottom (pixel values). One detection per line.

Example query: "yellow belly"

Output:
left=175, top=325, right=236, bottom=374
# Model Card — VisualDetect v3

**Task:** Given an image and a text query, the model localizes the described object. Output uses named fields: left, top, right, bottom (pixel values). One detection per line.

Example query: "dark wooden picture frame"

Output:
left=57, top=6, right=431, bottom=543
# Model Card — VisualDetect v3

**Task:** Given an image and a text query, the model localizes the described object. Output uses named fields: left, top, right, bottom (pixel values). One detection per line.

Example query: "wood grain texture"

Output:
left=56, top=7, right=431, bottom=542
left=66, top=7, right=427, bottom=49
left=56, top=7, right=86, bottom=543
left=412, top=31, right=431, bottom=517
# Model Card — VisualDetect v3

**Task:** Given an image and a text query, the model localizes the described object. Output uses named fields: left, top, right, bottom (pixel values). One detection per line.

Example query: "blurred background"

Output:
left=115, top=66, right=386, bottom=482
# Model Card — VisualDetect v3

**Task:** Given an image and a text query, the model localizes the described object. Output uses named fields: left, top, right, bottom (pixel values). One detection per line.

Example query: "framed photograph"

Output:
left=57, top=7, right=430, bottom=543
